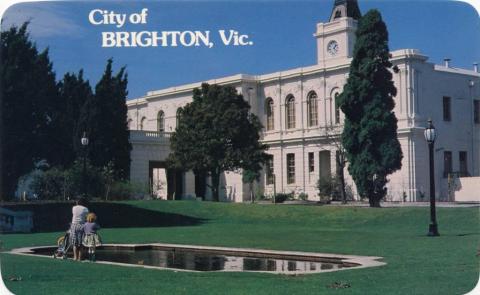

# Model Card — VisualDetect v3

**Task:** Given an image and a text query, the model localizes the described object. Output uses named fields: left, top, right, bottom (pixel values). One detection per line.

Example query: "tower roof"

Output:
left=330, top=0, right=361, bottom=21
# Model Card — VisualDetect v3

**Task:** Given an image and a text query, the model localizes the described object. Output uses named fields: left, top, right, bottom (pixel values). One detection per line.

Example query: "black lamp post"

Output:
left=81, top=132, right=89, bottom=198
left=424, top=119, right=439, bottom=236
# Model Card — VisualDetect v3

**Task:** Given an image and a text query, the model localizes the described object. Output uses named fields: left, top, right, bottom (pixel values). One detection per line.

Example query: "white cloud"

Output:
left=1, top=2, right=84, bottom=38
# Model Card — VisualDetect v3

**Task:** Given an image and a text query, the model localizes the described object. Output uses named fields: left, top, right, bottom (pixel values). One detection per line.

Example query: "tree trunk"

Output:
left=339, top=171, right=347, bottom=204
left=211, top=171, right=220, bottom=202
left=250, top=182, right=254, bottom=203
left=369, top=175, right=386, bottom=207
left=336, top=152, right=347, bottom=204
left=369, top=197, right=381, bottom=208
left=105, top=183, right=110, bottom=201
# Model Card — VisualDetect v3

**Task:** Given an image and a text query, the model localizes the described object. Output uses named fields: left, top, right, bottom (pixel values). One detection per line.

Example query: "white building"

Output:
left=126, top=0, right=480, bottom=202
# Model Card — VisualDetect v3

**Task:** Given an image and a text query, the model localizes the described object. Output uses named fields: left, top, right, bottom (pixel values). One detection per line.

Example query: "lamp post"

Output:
left=81, top=132, right=89, bottom=198
left=424, top=119, right=439, bottom=236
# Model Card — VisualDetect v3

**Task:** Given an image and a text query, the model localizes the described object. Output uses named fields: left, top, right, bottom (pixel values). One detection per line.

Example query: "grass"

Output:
left=1, top=201, right=479, bottom=294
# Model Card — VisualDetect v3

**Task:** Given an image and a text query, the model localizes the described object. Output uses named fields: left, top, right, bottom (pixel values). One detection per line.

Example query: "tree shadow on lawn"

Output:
left=1, top=202, right=207, bottom=233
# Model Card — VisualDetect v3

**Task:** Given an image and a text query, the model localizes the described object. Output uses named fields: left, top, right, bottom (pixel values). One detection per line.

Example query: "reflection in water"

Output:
left=32, top=247, right=351, bottom=273
left=93, top=249, right=347, bottom=273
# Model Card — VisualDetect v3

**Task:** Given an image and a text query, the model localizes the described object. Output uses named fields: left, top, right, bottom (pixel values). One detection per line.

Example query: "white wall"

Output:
left=451, top=176, right=480, bottom=202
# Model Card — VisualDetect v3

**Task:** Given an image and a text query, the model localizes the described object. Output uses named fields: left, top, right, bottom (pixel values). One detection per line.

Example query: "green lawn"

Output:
left=1, top=201, right=479, bottom=294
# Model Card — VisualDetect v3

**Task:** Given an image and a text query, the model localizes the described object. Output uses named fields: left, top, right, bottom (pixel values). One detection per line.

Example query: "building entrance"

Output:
left=149, top=161, right=183, bottom=200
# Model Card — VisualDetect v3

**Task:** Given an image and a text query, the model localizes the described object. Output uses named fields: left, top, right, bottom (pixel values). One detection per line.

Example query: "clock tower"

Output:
left=315, top=0, right=361, bottom=64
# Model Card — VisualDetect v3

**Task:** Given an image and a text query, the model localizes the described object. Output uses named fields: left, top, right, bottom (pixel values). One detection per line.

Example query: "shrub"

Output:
left=15, top=159, right=105, bottom=200
left=317, top=175, right=335, bottom=202
left=317, top=174, right=355, bottom=202
left=298, top=192, right=308, bottom=201
left=274, top=193, right=293, bottom=203
left=15, top=162, right=47, bottom=200
left=109, top=181, right=149, bottom=200
left=255, top=194, right=267, bottom=201
left=65, top=160, right=105, bottom=199
left=30, top=167, right=68, bottom=200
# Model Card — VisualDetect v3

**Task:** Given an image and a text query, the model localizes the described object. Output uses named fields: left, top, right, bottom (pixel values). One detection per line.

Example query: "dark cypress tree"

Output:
left=58, top=70, right=93, bottom=167
left=337, top=10, right=402, bottom=207
left=77, top=59, right=131, bottom=180
left=0, top=23, right=60, bottom=199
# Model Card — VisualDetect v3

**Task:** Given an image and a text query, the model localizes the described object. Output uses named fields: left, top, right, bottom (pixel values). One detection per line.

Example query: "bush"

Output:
left=298, top=192, right=308, bottom=201
left=15, top=161, right=48, bottom=200
left=317, top=174, right=356, bottom=203
left=255, top=194, right=267, bottom=201
left=317, top=175, right=335, bottom=202
left=30, top=167, right=68, bottom=200
left=274, top=193, right=293, bottom=203
left=15, top=160, right=106, bottom=200
left=109, top=181, right=149, bottom=200
left=66, top=160, right=105, bottom=199
left=15, top=160, right=152, bottom=201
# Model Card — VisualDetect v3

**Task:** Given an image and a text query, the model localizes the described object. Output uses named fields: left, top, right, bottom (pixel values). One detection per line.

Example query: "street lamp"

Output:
left=424, top=119, right=439, bottom=236
left=81, top=132, right=89, bottom=198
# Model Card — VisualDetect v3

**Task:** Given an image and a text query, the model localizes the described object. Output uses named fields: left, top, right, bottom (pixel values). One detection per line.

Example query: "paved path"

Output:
left=260, top=200, right=480, bottom=208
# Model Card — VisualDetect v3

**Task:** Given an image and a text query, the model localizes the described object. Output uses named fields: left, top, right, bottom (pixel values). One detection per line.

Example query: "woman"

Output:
left=70, top=198, right=89, bottom=261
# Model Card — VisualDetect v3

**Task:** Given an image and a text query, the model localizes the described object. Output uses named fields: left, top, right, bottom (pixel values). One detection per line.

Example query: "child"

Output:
left=82, top=213, right=102, bottom=261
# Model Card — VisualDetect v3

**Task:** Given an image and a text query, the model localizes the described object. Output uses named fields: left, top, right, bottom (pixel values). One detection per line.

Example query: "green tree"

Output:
left=58, top=70, right=94, bottom=167
left=337, top=10, right=402, bottom=207
left=168, top=83, right=268, bottom=202
left=0, top=23, right=60, bottom=199
left=77, top=59, right=131, bottom=180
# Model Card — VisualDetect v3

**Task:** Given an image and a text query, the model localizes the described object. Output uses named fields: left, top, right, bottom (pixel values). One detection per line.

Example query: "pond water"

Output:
left=29, top=246, right=357, bottom=274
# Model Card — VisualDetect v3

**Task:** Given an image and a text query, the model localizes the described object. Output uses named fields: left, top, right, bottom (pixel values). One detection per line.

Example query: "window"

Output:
left=287, top=153, right=295, bottom=184
left=334, top=10, right=342, bottom=19
left=307, top=92, right=318, bottom=127
left=265, top=98, right=274, bottom=131
left=334, top=92, right=341, bottom=124
left=459, top=151, right=468, bottom=177
left=266, top=155, right=274, bottom=185
left=176, top=109, right=182, bottom=128
left=157, top=111, right=165, bottom=132
left=286, top=95, right=295, bottom=129
left=443, top=96, right=451, bottom=121
left=444, top=151, right=452, bottom=177
left=474, top=100, right=480, bottom=124
left=140, top=117, right=146, bottom=130
left=127, top=118, right=133, bottom=130
left=308, top=152, right=315, bottom=173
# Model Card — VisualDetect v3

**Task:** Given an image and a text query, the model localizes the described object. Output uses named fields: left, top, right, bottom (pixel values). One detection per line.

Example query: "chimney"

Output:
left=474, top=62, right=479, bottom=73
left=444, top=58, right=451, bottom=68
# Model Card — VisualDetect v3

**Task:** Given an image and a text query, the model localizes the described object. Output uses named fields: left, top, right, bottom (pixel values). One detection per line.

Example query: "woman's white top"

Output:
left=71, top=205, right=89, bottom=224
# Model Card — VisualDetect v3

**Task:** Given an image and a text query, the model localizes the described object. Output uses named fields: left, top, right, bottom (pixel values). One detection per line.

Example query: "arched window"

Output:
left=140, top=117, right=146, bottom=130
left=285, top=95, right=295, bottom=129
left=157, top=111, right=165, bottom=132
left=334, top=9, right=342, bottom=19
left=330, top=88, right=341, bottom=125
left=127, top=118, right=133, bottom=130
left=176, top=109, right=182, bottom=129
left=334, top=92, right=341, bottom=124
left=265, top=98, right=274, bottom=131
left=307, top=91, right=318, bottom=127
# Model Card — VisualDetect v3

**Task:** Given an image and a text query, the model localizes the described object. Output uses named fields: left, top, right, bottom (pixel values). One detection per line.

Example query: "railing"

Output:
left=261, top=125, right=343, bottom=142
left=129, top=130, right=172, bottom=142
left=444, top=171, right=471, bottom=178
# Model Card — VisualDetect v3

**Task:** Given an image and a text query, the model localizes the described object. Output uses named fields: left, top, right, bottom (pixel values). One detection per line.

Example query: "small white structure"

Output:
left=0, top=207, right=33, bottom=233
left=127, top=0, right=480, bottom=202
left=446, top=176, right=480, bottom=202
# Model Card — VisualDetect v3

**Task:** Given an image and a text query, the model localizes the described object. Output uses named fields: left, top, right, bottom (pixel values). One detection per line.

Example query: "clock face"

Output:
left=327, top=40, right=339, bottom=56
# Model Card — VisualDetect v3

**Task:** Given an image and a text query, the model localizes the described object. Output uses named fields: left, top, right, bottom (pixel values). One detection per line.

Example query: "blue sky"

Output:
left=1, top=0, right=479, bottom=99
